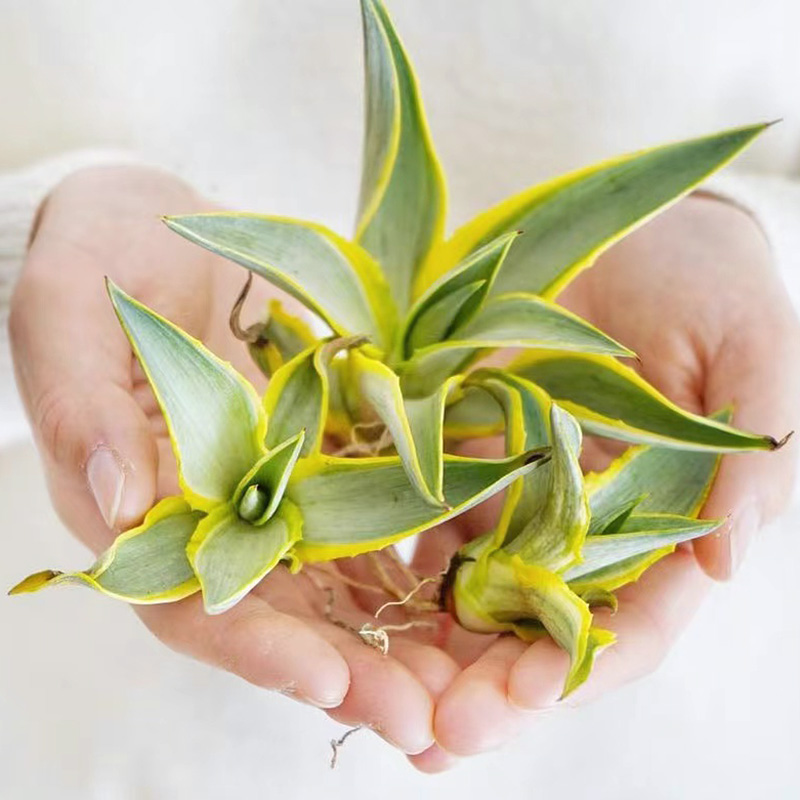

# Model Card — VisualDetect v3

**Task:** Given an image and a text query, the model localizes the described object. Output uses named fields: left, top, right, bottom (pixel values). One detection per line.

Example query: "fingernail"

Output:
left=729, top=503, right=761, bottom=576
left=87, top=446, right=126, bottom=530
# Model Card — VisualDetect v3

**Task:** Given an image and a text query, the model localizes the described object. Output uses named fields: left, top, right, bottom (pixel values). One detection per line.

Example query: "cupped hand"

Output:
left=9, top=165, right=455, bottom=757
left=404, top=192, right=800, bottom=767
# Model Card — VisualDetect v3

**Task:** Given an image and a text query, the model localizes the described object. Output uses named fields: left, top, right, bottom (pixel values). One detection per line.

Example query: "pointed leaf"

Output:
left=586, top=409, right=732, bottom=533
left=399, top=294, right=632, bottom=397
left=419, top=123, right=770, bottom=298
left=187, top=502, right=302, bottom=614
left=233, top=431, right=306, bottom=525
left=108, top=281, right=265, bottom=508
left=164, top=214, right=395, bottom=350
left=349, top=349, right=455, bottom=506
left=511, top=351, right=779, bottom=451
left=264, top=338, right=362, bottom=456
left=453, top=293, right=634, bottom=356
left=288, top=450, right=548, bottom=562
left=356, top=0, right=447, bottom=311
left=10, top=498, right=203, bottom=603
left=564, top=513, right=722, bottom=584
left=402, top=232, right=519, bottom=354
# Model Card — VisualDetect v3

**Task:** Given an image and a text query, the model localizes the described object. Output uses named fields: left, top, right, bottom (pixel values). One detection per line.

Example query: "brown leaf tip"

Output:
left=772, top=430, right=794, bottom=451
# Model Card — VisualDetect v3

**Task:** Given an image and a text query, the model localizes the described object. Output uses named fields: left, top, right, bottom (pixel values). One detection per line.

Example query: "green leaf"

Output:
left=451, top=549, right=614, bottom=697
left=399, top=294, right=632, bottom=397
left=187, top=501, right=302, bottom=614
left=356, top=0, right=447, bottom=311
left=503, top=404, right=589, bottom=572
left=289, top=449, right=548, bottom=561
left=511, top=351, right=779, bottom=451
left=164, top=214, right=396, bottom=350
left=586, top=409, right=732, bottom=533
left=108, top=281, right=265, bottom=509
left=349, top=349, right=459, bottom=506
left=418, top=123, right=770, bottom=299
left=264, top=337, right=362, bottom=457
left=563, top=513, right=722, bottom=584
left=233, top=431, right=306, bottom=525
left=464, top=371, right=553, bottom=549
left=443, top=383, right=506, bottom=439
left=402, top=232, right=519, bottom=354
left=9, top=497, right=203, bottom=603
left=454, top=293, right=634, bottom=356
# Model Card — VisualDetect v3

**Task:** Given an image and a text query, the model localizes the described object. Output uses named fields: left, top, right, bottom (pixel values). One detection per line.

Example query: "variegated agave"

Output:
left=13, top=0, right=786, bottom=696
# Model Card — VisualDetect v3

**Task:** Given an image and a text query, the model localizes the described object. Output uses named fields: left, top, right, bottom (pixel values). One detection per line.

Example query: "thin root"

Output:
left=374, top=575, right=442, bottom=619
left=330, top=725, right=363, bottom=769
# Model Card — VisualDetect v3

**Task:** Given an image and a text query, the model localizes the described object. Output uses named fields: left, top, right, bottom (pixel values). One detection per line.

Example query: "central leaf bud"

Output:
left=238, top=484, right=270, bottom=523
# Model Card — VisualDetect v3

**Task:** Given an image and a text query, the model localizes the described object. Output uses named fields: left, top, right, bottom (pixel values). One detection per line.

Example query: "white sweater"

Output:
left=2, top=0, right=800, bottom=443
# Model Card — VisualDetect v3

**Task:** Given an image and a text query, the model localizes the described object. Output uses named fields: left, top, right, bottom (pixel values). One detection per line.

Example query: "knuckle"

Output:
left=33, top=386, right=85, bottom=467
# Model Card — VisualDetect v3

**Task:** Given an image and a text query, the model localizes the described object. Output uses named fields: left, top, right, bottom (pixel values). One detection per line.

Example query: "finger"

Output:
left=508, top=547, right=711, bottom=709
left=407, top=743, right=459, bottom=774
left=136, top=592, right=351, bottom=709
left=264, top=568, right=437, bottom=755
left=434, top=636, right=528, bottom=756
left=9, top=249, right=158, bottom=552
left=319, top=622, right=436, bottom=755
left=697, top=306, right=800, bottom=579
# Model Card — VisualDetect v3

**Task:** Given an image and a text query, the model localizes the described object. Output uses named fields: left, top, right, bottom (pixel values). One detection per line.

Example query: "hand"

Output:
left=9, top=165, right=453, bottom=756
left=404, top=193, right=800, bottom=768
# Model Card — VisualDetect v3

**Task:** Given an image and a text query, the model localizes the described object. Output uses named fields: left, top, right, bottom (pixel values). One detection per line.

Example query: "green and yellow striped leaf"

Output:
left=349, top=349, right=459, bottom=506
left=564, top=513, right=722, bottom=586
left=402, top=232, right=519, bottom=354
left=187, top=501, right=302, bottom=615
left=418, top=123, right=770, bottom=298
left=356, top=0, right=447, bottom=312
left=399, top=294, right=631, bottom=397
left=511, top=351, right=779, bottom=451
left=108, top=281, right=266, bottom=510
left=288, top=450, right=548, bottom=562
left=503, top=404, right=589, bottom=572
left=9, top=497, right=203, bottom=604
left=586, top=409, right=732, bottom=535
left=164, top=213, right=396, bottom=351
left=264, top=337, right=362, bottom=457
left=451, top=549, right=614, bottom=697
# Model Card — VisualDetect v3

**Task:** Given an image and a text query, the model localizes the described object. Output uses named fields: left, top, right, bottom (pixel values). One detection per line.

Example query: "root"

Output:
left=374, top=575, right=442, bottom=618
left=368, top=552, right=408, bottom=602
left=330, top=725, right=363, bottom=769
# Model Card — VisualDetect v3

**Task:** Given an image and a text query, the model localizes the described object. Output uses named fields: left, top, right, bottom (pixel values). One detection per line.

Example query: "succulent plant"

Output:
left=12, top=0, right=787, bottom=696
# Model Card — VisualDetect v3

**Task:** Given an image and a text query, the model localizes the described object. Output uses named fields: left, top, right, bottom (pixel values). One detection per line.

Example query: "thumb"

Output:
left=10, top=253, right=158, bottom=554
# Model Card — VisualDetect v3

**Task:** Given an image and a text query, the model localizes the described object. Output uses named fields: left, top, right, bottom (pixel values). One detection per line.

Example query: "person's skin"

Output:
left=9, top=166, right=800, bottom=773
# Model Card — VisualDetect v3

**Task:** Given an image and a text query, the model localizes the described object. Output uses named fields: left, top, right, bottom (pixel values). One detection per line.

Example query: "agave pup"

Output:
left=13, top=0, right=787, bottom=696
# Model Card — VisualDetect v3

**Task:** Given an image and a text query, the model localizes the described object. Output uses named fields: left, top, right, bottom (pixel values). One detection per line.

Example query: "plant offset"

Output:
left=12, top=0, right=787, bottom=697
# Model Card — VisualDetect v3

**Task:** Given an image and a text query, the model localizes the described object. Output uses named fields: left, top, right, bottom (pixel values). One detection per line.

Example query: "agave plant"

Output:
left=12, top=0, right=787, bottom=696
